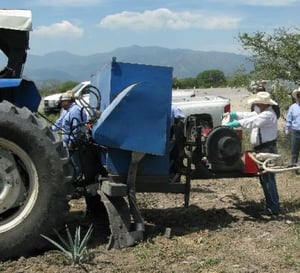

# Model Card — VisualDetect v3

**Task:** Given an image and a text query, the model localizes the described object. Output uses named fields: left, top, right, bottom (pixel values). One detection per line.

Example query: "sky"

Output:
left=1, top=0, right=300, bottom=56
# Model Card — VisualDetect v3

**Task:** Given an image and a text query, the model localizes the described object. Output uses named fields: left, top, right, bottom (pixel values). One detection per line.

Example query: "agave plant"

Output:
left=41, top=224, right=93, bottom=264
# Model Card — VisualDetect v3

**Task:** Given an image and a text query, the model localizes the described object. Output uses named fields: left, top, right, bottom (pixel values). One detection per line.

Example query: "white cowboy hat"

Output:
left=247, top=91, right=277, bottom=106
left=60, top=90, right=75, bottom=101
left=292, top=87, right=300, bottom=99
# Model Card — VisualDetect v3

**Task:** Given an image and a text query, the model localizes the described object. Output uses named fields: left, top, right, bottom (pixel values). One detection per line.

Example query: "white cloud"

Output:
left=33, top=20, right=84, bottom=38
left=98, top=8, right=241, bottom=31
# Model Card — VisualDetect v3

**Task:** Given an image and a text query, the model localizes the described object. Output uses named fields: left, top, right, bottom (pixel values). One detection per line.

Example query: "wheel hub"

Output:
left=0, top=149, right=25, bottom=214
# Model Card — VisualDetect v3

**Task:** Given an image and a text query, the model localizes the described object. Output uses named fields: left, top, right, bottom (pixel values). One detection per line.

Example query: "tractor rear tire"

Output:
left=0, top=101, right=73, bottom=260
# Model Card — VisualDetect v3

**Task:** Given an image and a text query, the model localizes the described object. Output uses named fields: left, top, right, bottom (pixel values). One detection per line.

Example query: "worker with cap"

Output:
left=223, top=91, right=280, bottom=217
left=51, top=90, right=87, bottom=179
left=285, top=87, right=300, bottom=170
left=52, top=90, right=108, bottom=215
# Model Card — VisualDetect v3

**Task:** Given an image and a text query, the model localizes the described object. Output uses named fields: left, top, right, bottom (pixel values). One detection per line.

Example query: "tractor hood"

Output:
left=0, top=9, right=32, bottom=31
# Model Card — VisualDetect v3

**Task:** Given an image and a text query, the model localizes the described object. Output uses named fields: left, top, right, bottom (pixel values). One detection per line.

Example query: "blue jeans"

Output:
left=70, top=150, right=83, bottom=180
left=290, top=130, right=300, bottom=165
left=255, top=143, right=280, bottom=214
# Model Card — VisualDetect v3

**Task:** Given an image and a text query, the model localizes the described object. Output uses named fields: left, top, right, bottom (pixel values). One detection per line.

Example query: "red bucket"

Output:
left=242, top=151, right=259, bottom=174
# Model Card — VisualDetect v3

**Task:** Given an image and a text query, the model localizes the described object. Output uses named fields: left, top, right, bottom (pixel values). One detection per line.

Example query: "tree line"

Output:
left=173, top=67, right=250, bottom=89
left=39, top=67, right=251, bottom=97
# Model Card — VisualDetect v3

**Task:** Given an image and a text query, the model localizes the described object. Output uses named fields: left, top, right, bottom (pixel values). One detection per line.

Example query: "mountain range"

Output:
left=21, top=45, right=253, bottom=83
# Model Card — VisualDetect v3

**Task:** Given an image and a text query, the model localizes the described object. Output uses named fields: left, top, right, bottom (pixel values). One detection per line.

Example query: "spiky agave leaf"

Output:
left=41, top=224, right=94, bottom=264
left=40, top=233, right=73, bottom=260
left=77, top=224, right=94, bottom=260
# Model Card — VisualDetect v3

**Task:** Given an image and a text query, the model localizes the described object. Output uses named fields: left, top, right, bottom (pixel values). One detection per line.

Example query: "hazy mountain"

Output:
left=23, top=45, right=253, bottom=83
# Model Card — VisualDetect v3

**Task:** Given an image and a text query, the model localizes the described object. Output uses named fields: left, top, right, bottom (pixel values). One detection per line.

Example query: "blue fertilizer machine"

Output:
left=84, top=58, right=248, bottom=248
left=89, top=58, right=190, bottom=248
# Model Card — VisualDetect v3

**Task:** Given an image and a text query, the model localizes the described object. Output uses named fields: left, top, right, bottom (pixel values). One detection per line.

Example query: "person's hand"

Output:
left=222, top=112, right=237, bottom=121
left=222, top=112, right=229, bottom=118
left=222, top=112, right=238, bottom=126
left=224, top=120, right=240, bottom=128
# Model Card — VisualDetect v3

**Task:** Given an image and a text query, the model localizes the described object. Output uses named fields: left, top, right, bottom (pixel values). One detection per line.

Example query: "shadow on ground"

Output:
left=141, top=205, right=238, bottom=239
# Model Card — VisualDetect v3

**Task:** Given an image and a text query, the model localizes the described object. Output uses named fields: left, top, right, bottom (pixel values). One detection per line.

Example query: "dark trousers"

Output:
left=170, top=120, right=185, bottom=174
left=290, top=130, right=300, bottom=165
left=255, top=143, right=280, bottom=214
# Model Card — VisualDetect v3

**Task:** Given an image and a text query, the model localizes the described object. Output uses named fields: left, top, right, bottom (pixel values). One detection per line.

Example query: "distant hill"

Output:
left=22, top=45, right=253, bottom=83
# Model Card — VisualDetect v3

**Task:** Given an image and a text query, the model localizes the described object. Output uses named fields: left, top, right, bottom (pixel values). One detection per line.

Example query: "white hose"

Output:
left=247, top=152, right=300, bottom=173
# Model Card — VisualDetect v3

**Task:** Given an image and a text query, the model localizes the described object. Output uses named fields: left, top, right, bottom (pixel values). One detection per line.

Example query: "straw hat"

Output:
left=292, top=87, right=300, bottom=99
left=247, top=91, right=277, bottom=106
left=60, top=90, right=75, bottom=101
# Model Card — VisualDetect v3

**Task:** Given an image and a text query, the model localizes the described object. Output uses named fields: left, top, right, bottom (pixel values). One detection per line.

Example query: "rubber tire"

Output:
left=0, top=101, right=73, bottom=260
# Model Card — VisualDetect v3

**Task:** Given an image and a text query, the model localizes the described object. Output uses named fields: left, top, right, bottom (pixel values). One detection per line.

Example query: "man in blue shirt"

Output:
left=52, top=90, right=87, bottom=179
left=285, top=87, right=300, bottom=168
left=170, top=104, right=185, bottom=180
left=171, top=104, right=185, bottom=126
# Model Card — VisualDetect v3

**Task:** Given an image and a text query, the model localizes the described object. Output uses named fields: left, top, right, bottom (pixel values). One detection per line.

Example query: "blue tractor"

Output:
left=0, top=10, right=74, bottom=260
left=0, top=10, right=267, bottom=260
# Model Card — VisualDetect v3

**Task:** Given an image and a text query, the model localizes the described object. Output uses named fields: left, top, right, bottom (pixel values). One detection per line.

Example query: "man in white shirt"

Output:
left=224, top=92, right=280, bottom=217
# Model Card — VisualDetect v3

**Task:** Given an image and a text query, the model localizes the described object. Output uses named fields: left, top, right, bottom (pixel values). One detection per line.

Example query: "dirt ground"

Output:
left=1, top=88, right=299, bottom=273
